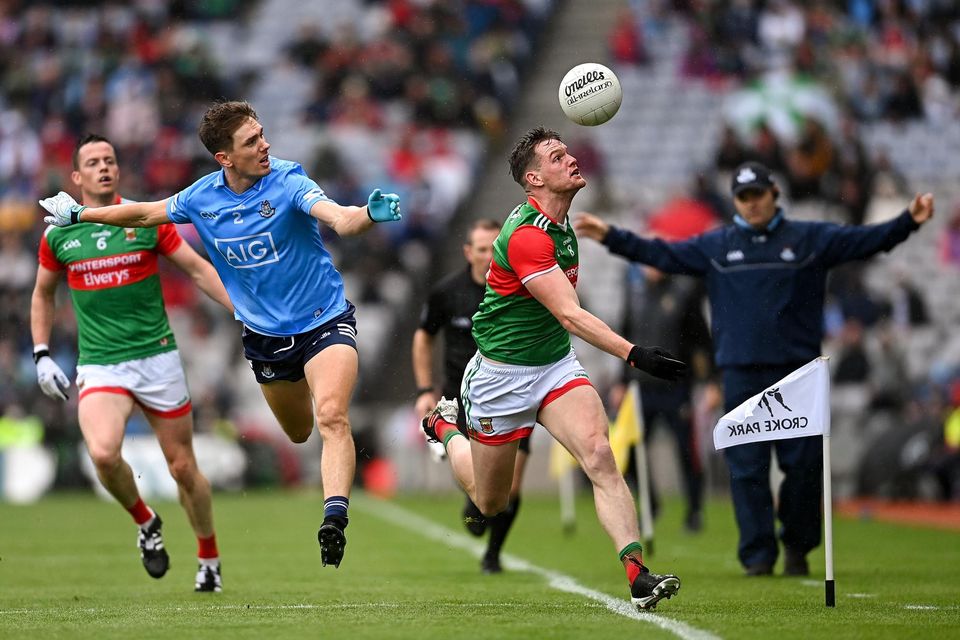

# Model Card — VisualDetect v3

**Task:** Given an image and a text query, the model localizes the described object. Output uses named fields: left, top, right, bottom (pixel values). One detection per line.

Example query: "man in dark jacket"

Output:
left=575, top=162, right=934, bottom=576
left=616, top=263, right=713, bottom=532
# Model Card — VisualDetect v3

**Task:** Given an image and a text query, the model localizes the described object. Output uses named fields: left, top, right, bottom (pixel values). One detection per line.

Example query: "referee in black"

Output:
left=412, top=218, right=529, bottom=574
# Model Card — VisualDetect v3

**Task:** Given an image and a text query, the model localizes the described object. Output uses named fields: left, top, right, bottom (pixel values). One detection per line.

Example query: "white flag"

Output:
left=713, top=357, right=831, bottom=451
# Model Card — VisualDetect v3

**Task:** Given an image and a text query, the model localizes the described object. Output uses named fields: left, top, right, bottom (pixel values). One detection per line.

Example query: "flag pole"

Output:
left=632, top=381, right=655, bottom=555
left=823, top=433, right=835, bottom=607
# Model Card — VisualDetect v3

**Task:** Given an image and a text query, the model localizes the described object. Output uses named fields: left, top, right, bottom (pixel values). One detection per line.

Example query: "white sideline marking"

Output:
left=356, top=497, right=720, bottom=640
left=0, top=603, right=594, bottom=615
left=846, top=593, right=877, bottom=599
left=904, top=605, right=940, bottom=610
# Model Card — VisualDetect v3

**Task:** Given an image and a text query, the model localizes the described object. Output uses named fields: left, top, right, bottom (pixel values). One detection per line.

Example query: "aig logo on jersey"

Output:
left=214, top=232, right=280, bottom=269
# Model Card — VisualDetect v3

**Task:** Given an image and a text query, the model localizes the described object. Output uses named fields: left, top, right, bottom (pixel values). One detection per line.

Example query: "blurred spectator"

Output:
left=0, top=232, right=34, bottom=291
left=757, top=0, right=805, bottom=71
left=615, top=261, right=713, bottom=532
left=744, top=122, right=787, bottom=177
left=715, top=125, right=749, bottom=172
left=884, top=273, right=931, bottom=331
left=928, top=382, right=960, bottom=501
left=939, top=203, right=960, bottom=268
left=609, top=7, right=648, bottom=65
left=827, top=264, right=883, bottom=328
left=784, top=117, right=833, bottom=200
left=849, top=74, right=887, bottom=121
left=833, top=319, right=871, bottom=385
left=864, top=148, right=910, bottom=223
left=826, top=117, right=873, bottom=224
left=884, top=71, right=924, bottom=121
left=567, top=135, right=609, bottom=209
left=681, top=24, right=721, bottom=80
left=868, top=322, right=910, bottom=411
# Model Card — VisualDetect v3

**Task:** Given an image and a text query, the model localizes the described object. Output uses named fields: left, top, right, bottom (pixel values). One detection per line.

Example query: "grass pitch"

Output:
left=1, top=491, right=957, bottom=639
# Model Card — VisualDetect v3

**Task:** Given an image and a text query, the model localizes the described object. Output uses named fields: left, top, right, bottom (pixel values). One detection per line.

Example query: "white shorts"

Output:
left=460, top=348, right=592, bottom=445
left=76, top=350, right=192, bottom=418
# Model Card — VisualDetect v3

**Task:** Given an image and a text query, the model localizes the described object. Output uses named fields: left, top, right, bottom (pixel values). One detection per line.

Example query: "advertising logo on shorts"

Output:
left=215, top=232, right=280, bottom=269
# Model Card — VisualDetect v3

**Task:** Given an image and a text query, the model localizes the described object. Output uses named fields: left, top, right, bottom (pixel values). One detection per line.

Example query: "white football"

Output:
left=558, top=62, right=622, bottom=126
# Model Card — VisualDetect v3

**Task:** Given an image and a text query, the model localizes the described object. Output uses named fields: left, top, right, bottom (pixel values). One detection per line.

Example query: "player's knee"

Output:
left=313, top=402, right=350, bottom=439
left=476, top=494, right=510, bottom=518
left=167, top=455, right=198, bottom=487
left=579, top=439, right=617, bottom=479
left=88, top=446, right=123, bottom=473
left=286, top=429, right=311, bottom=444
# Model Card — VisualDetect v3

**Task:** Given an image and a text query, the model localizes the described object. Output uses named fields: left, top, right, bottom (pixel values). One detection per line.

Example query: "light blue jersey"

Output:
left=167, top=157, right=346, bottom=336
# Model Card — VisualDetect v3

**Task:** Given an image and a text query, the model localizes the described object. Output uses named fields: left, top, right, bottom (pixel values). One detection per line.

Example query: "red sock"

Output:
left=619, top=541, right=645, bottom=584
left=434, top=417, right=460, bottom=443
left=125, top=498, right=153, bottom=526
left=624, top=554, right=644, bottom=584
left=197, top=534, right=219, bottom=560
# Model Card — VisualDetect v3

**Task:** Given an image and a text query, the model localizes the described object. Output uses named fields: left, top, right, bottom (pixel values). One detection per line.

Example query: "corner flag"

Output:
left=713, top=356, right=837, bottom=607
left=610, top=382, right=642, bottom=473
left=713, top=357, right=831, bottom=451
left=549, top=440, right=578, bottom=479
left=549, top=440, right=579, bottom=534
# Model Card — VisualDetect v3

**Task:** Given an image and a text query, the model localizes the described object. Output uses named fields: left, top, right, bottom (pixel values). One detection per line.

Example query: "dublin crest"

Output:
left=258, top=200, right=276, bottom=218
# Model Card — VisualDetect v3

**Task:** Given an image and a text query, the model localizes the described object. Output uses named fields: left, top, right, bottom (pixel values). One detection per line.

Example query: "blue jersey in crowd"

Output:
left=603, top=209, right=920, bottom=368
left=167, top=157, right=346, bottom=336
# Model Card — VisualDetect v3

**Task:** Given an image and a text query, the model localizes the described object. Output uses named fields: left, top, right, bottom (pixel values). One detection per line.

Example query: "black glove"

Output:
left=627, top=345, right=687, bottom=381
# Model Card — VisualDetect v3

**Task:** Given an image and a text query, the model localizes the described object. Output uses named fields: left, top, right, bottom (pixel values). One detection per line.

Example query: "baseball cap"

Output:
left=731, top=162, right=775, bottom=196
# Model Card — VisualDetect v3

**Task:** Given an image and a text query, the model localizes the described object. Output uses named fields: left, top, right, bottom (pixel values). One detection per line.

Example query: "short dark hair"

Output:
left=198, top=100, right=259, bottom=155
left=465, top=218, right=501, bottom=244
left=508, top=126, right=561, bottom=187
left=72, top=134, right=114, bottom=169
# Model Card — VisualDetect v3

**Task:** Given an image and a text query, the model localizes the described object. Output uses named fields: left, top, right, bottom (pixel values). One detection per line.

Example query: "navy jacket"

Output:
left=603, top=210, right=920, bottom=368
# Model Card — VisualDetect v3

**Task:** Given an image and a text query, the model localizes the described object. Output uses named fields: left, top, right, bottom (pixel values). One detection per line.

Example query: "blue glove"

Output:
left=366, top=189, right=401, bottom=223
left=39, top=191, right=86, bottom=226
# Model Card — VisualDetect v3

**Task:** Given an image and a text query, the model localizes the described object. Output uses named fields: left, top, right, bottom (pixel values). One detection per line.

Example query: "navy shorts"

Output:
left=242, top=303, right=358, bottom=384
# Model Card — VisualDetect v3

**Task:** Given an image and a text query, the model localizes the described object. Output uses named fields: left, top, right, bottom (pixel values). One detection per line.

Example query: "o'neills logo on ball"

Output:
left=564, top=69, right=606, bottom=97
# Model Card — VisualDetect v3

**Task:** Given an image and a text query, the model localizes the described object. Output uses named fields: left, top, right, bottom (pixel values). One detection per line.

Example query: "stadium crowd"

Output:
left=601, top=0, right=960, bottom=501
left=0, top=0, right=554, bottom=489
left=0, top=0, right=957, bottom=502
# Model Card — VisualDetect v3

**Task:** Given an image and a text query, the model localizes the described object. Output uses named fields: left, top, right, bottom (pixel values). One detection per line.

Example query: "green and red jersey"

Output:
left=38, top=200, right=183, bottom=366
left=472, top=198, right=580, bottom=366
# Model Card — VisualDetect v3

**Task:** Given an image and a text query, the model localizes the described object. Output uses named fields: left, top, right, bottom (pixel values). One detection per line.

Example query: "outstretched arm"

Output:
left=819, top=193, right=934, bottom=267
left=574, top=211, right=710, bottom=275
left=525, top=269, right=686, bottom=380
left=526, top=267, right=632, bottom=358
left=39, top=191, right=170, bottom=228
left=310, top=188, right=401, bottom=236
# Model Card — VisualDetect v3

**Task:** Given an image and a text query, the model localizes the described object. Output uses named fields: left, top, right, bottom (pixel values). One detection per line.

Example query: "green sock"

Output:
left=618, top=541, right=644, bottom=562
left=441, top=430, right=465, bottom=449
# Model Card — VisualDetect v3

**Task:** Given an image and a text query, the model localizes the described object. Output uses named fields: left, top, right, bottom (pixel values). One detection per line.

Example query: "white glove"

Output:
left=39, top=191, right=86, bottom=227
left=36, top=355, right=71, bottom=401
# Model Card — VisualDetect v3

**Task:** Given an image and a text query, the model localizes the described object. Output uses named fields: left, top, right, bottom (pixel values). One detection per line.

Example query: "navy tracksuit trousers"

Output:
left=722, top=363, right=823, bottom=569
